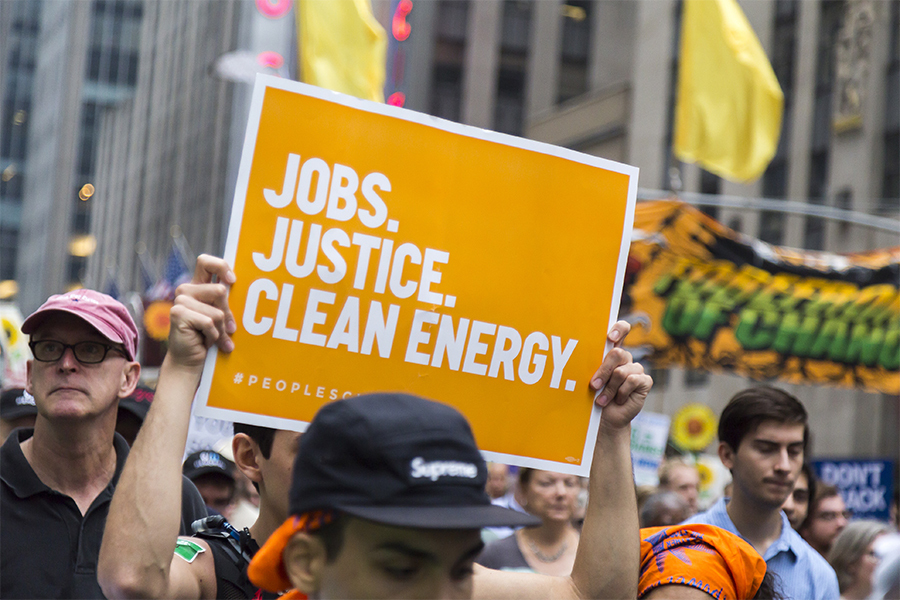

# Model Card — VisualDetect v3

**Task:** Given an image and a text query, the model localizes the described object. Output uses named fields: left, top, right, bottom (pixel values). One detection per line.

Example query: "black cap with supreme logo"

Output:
left=0, top=388, right=37, bottom=420
left=290, top=392, right=539, bottom=529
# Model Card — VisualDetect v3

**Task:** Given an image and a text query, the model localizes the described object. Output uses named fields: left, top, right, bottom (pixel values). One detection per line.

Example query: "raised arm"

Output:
left=98, top=256, right=237, bottom=599
left=571, top=320, right=649, bottom=599
left=473, top=320, right=651, bottom=600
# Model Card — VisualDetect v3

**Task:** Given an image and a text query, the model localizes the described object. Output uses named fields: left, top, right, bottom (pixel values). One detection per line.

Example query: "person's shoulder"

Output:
left=681, top=498, right=730, bottom=525
left=679, top=509, right=717, bottom=526
left=0, top=429, right=38, bottom=493
left=174, top=535, right=215, bottom=563
left=680, top=511, right=711, bottom=525
left=481, top=531, right=520, bottom=555
left=476, top=531, right=524, bottom=569
left=0, top=428, right=29, bottom=458
left=169, top=535, right=219, bottom=598
left=782, top=530, right=839, bottom=593
left=788, top=529, right=834, bottom=571
left=783, top=527, right=819, bottom=560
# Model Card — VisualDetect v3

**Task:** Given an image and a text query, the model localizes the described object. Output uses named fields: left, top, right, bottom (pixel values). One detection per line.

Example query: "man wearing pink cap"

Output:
left=0, top=289, right=207, bottom=599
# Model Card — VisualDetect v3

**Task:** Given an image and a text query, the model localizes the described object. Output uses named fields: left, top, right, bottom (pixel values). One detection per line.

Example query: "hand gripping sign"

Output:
left=195, top=75, right=638, bottom=475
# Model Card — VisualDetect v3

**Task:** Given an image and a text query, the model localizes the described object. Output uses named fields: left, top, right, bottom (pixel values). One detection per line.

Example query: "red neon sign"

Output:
left=257, top=51, right=284, bottom=69
left=387, top=92, right=406, bottom=107
left=392, top=0, right=412, bottom=42
left=256, top=0, right=292, bottom=19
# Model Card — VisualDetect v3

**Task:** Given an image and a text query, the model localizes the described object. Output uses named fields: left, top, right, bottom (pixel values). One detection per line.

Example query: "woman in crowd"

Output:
left=477, top=468, right=581, bottom=575
left=827, top=520, right=893, bottom=599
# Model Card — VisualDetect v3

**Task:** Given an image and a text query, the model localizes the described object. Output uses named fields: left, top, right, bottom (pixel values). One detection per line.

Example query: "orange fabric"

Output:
left=248, top=511, right=334, bottom=594
left=639, top=524, right=766, bottom=600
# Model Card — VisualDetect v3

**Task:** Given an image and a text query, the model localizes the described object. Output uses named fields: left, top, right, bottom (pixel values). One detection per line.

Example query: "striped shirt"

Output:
left=683, top=498, right=839, bottom=600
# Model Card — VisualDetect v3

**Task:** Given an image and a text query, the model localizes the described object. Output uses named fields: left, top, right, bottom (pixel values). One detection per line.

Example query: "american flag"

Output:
left=146, top=246, right=191, bottom=300
left=137, top=252, right=157, bottom=295
left=101, top=269, right=121, bottom=300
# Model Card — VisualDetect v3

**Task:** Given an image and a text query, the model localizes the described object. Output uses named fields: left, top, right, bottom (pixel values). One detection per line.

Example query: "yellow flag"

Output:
left=674, top=0, right=784, bottom=182
left=297, top=0, right=387, bottom=102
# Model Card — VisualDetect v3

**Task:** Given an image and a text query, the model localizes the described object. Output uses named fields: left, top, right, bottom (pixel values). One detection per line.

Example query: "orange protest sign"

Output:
left=195, top=76, right=638, bottom=474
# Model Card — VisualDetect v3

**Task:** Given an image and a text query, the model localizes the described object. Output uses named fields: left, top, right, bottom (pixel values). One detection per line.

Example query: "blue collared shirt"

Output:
left=683, top=498, right=839, bottom=600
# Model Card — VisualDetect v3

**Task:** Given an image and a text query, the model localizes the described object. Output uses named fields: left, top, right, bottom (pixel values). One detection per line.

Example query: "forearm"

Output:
left=98, top=357, right=202, bottom=599
left=570, top=423, right=638, bottom=600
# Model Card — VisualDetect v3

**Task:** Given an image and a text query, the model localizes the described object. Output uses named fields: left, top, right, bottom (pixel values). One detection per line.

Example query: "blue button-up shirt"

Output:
left=683, top=498, right=839, bottom=600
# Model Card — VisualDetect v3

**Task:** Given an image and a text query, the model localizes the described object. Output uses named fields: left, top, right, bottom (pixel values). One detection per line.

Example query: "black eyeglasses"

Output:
left=29, top=340, right=125, bottom=364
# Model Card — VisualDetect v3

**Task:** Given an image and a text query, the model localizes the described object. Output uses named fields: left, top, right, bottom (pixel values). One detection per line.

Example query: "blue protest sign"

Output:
left=812, top=459, right=894, bottom=522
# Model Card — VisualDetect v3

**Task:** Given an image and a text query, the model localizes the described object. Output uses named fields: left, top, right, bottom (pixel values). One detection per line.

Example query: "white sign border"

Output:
left=194, top=74, right=639, bottom=477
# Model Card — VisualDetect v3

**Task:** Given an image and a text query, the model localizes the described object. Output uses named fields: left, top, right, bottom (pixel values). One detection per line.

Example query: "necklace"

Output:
left=524, top=536, right=568, bottom=563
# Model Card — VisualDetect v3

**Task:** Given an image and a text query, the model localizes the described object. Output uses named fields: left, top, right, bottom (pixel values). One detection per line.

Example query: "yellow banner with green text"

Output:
left=625, top=201, right=899, bottom=394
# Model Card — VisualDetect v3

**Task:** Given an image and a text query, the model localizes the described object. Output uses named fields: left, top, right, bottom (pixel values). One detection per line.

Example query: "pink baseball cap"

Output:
left=22, top=289, right=139, bottom=361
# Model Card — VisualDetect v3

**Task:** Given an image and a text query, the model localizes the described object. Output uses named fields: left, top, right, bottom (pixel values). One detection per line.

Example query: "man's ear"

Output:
left=718, top=441, right=735, bottom=470
left=25, top=359, right=33, bottom=395
left=283, top=532, right=326, bottom=594
left=117, top=362, right=140, bottom=398
left=233, top=433, right=263, bottom=487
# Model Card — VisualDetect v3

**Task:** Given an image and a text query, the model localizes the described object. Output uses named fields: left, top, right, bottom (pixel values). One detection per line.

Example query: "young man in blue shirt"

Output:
left=683, top=387, right=839, bottom=599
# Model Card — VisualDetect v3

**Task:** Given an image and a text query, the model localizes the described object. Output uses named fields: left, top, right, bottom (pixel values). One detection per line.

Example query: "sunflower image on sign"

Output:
left=670, top=403, right=717, bottom=451
left=2, top=317, right=20, bottom=347
left=144, top=301, right=173, bottom=342
left=696, top=461, right=714, bottom=491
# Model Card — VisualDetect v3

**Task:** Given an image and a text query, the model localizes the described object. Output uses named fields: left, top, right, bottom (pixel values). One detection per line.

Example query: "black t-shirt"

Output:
left=0, top=428, right=208, bottom=599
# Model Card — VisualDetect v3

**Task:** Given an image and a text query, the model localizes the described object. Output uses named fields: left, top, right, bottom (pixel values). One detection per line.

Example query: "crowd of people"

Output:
left=1, top=253, right=898, bottom=600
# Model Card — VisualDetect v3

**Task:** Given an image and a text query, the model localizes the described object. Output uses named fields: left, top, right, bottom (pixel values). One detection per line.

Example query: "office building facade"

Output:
left=395, top=0, right=898, bottom=459
left=11, top=0, right=143, bottom=311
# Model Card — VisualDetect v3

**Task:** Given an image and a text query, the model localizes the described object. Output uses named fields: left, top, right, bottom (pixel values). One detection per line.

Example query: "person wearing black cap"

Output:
left=250, top=392, right=542, bottom=599
left=100, top=255, right=651, bottom=600
left=0, top=387, right=38, bottom=441
left=183, top=449, right=237, bottom=517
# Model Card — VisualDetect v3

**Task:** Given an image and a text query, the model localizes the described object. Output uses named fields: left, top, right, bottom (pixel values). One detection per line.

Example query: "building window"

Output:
left=760, top=0, right=797, bottom=245
left=67, top=255, right=87, bottom=285
left=882, top=131, right=899, bottom=208
left=86, top=0, right=142, bottom=86
left=805, top=1, right=842, bottom=249
left=73, top=197, right=91, bottom=234
left=663, top=0, right=684, bottom=190
left=699, top=170, right=720, bottom=220
left=771, top=1, right=798, bottom=97
left=77, top=103, right=101, bottom=177
left=650, top=366, right=670, bottom=389
left=494, top=71, right=526, bottom=135
left=429, top=1, right=469, bottom=123
left=685, top=369, right=709, bottom=387
left=435, top=0, right=468, bottom=40
left=431, top=65, right=463, bottom=122
left=805, top=151, right=828, bottom=250
left=881, top=0, right=900, bottom=210
left=1, top=101, right=31, bottom=161
left=0, top=228, right=18, bottom=280
left=557, top=0, right=592, bottom=104
left=0, top=0, right=41, bottom=289
left=760, top=159, right=787, bottom=244
left=0, top=170, right=23, bottom=200
left=835, top=188, right=852, bottom=235
left=494, top=0, right=532, bottom=135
